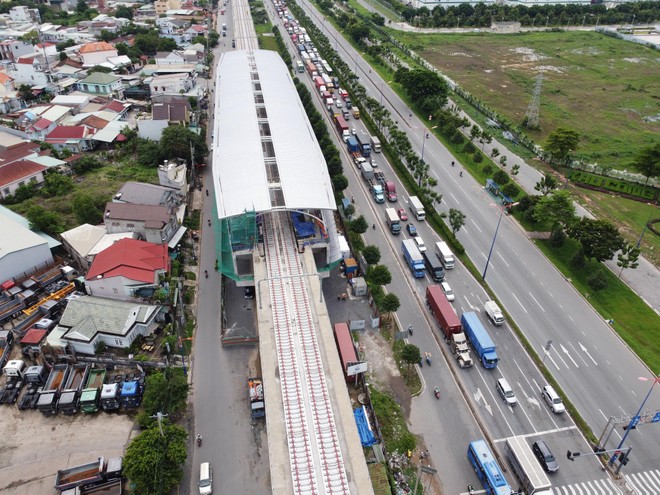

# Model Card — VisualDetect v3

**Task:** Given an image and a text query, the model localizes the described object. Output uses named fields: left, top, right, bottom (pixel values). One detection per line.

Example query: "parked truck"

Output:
left=249, top=377, right=266, bottom=419
left=80, top=368, right=107, bottom=414
left=17, top=364, right=48, bottom=410
left=426, top=286, right=473, bottom=368
left=334, top=114, right=349, bottom=141
left=57, top=363, right=91, bottom=415
left=402, top=239, right=425, bottom=278
left=355, top=132, right=371, bottom=157
left=100, top=383, right=121, bottom=411
left=37, top=364, right=70, bottom=416
left=370, top=135, right=381, bottom=153
left=0, top=330, right=14, bottom=369
left=461, top=312, right=498, bottom=369
left=505, top=436, right=552, bottom=495
left=346, top=136, right=359, bottom=154
left=409, top=196, right=425, bottom=221
left=484, top=300, right=504, bottom=326
left=55, top=456, right=122, bottom=492
left=119, top=380, right=144, bottom=409
left=385, top=208, right=401, bottom=235
left=374, top=172, right=397, bottom=202
left=435, top=241, right=455, bottom=269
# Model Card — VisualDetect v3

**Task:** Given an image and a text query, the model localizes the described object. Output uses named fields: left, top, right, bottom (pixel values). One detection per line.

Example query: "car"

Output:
left=532, top=441, right=559, bottom=473
left=406, top=223, right=417, bottom=236
left=351, top=127, right=357, bottom=135
left=396, top=208, right=408, bottom=221
left=496, top=378, right=517, bottom=406
left=440, top=281, right=454, bottom=302
left=370, top=158, right=378, bottom=168
left=541, top=385, right=565, bottom=414
left=336, top=100, right=342, bottom=108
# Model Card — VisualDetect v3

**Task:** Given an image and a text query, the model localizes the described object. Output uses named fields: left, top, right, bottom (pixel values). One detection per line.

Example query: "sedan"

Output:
left=406, top=223, right=417, bottom=236
left=336, top=100, right=343, bottom=108
left=440, top=281, right=454, bottom=302
left=396, top=208, right=408, bottom=221
left=532, top=441, right=559, bottom=473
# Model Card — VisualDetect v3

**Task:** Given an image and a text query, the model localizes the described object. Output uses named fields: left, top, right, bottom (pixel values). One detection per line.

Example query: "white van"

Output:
left=199, top=462, right=213, bottom=495
left=542, top=385, right=565, bottom=414
left=496, top=378, right=517, bottom=406
left=414, top=236, right=426, bottom=253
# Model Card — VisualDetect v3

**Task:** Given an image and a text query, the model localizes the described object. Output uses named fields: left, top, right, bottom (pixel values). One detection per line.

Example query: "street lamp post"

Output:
left=608, top=375, right=660, bottom=466
left=420, top=126, right=437, bottom=162
left=636, top=207, right=655, bottom=248
left=482, top=207, right=504, bottom=281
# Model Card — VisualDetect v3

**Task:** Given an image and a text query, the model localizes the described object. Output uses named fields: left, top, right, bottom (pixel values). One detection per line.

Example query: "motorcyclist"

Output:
left=408, top=324, right=413, bottom=335
left=204, top=270, right=208, bottom=279
left=208, top=219, right=211, bottom=227
left=205, top=189, right=209, bottom=196
left=433, top=386, right=440, bottom=396
left=460, top=170, right=463, bottom=177
left=196, top=434, right=203, bottom=446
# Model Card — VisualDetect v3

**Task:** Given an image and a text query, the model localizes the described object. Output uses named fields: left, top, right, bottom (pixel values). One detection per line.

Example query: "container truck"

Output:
left=334, top=114, right=349, bottom=141
left=57, top=363, right=91, bottom=415
left=409, top=196, right=425, bottom=221
left=346, top=136, right=359, bottom=153
left=505, top=436, right=552, bottom=495
left=402, top=239, right=425, bottom=278
left=370, top=136, right=381, bottom=153
left=422, top=251, right=444, bottom=282
left=484, top=300, right=504, bottom=325
left=80, top=368, right=107, bottom=413
left=461, top=312, right=498, bottom=369
left=385, top=208, right=401, bottom=235
left=361, top=163, right=385, bottom=203
left=426, top=285, right=473, bottom=368
left=435, top=241, right=455, bottom=269
left=249, top=377, right=266, bottom=419
left=355, top=132, right=371, bottom=157
left=374, top=171, right=397, bottom=202
left=37, top=364, right=71, bottom=416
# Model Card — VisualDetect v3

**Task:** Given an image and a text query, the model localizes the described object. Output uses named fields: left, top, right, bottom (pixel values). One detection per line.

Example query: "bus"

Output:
left=296, top=60, right=304, bottom=73
left=467, top=440, right=512, bottom=495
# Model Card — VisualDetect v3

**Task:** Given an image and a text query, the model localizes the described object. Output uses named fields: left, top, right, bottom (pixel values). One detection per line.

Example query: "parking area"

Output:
left=0, top=405, right=135, bottom=494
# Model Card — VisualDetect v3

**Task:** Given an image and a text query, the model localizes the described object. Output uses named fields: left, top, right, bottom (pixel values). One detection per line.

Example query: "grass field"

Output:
left=393, top=30, right=660, bottom=170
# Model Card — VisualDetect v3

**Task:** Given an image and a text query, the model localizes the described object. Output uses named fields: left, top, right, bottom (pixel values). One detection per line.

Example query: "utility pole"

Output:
left=523, top=71, right=543, bottom=129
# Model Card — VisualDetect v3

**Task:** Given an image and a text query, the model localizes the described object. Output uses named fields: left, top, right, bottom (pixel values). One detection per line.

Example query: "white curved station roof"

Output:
left=212, top=50, right=336, bottom=219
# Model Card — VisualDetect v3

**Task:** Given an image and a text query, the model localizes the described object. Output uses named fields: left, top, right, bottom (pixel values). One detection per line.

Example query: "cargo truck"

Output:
left=461, top=312, right=498, bottom=369
left=385, top=208, right=401, bottom=235
left=346, top=136, right=359, bottom=153
left=355, top=132, right=371, bottom=157
left=57, top=363, right=91, bottom=415
left=484, top=300, right=504, bottom=325
left=409, top=196, right=425, bottom=221
left=100, top=383, right=121, bottom=411
left=55, top=456, right=122, bottom=492
left=37, top=364, right=70, bottom=416
left=505, top=436, right=552, bottom=495
left=422, top=251, right=444, bottom=282
left=352, top=107, right=360, bottom=119
left=334, top=114, right=349, bottom=141
left=80, top=368, right=107, bottom=413
left=370, top=136, right=381, bottom=153
left=426, top=285, right=473, bottom=368
left=120, top=380, right=143, bottom=409
left=249, top=377, right=265, bottom=419
left=374, top=171, right=397, bottom=202
left=435, top=241, right=455, bottom=269
left=402, top=239, right=425, bottom=278
left=361, top=163, right=385, bottom=203
left=0, top=330, right=13, bottom=369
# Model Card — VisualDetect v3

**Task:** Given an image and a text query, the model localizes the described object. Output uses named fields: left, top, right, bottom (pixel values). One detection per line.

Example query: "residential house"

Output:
left=185, top=24, right=208, bottom=38
left=45, top=125, right=96, bottom=153
left=0, top=39, right=38, bottom=62
left=103, top=202, right=185, bottom=247
left=14, top=104, right=73, bottom=141
left=6, top=55, right=52, bottom=86
left=0, top=72, right=22, bottom=114
left=77, top=72, right=124, bottom=98
left=60, top=223, right=135, bottom=271
left=157, top=158, right=188, bottom=193
left=85, top=238, right=170, bottom=301
left=148, top=72, right=194, bottom=96
left=54, top=295, right=164, bottom=355
left=78, top=41, right=118, bottom=68
left=152, top=96, right=191, bottom=123
left=154, top=51, right=186, bottom=66
left=0, top=135, right=48, bottom=200
left=9, top=6, right=41, bottom=24
left=157, top=18, right=193, bottom=45
left=114, top=181, right=185, bottom=210
left=155, top=0, right=182, bottom=17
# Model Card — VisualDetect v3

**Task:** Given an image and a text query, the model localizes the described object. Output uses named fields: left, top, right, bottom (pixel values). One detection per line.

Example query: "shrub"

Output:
left=482, top=164, right=493, bottom=176
left=462, top=141, right=476, bottom=154
left=523, top=207, right=536, bottom=224
left=571, top=251, right=586, bottom=269
left=493, top=170, right=510, bottom=185
left=502, top=183, right=519, bottom=199
left=473, top=151, right=483, bottom=163
left=450, top=132, right=464, bottom=145
left=549, top=228, right=566, bottom=247
left=587, top=270, right=608, bottom=291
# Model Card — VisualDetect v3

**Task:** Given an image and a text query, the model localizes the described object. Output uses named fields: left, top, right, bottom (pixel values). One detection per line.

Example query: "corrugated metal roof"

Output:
left=213, top=50, right=335, bottom=219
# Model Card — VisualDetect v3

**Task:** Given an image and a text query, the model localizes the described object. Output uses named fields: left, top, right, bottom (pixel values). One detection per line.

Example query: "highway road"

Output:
left=284, top=0, right=660, bottom=493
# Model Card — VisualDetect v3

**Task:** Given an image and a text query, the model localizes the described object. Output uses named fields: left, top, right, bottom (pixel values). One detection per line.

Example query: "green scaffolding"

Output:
left=216, top=209, right=258, bottom=282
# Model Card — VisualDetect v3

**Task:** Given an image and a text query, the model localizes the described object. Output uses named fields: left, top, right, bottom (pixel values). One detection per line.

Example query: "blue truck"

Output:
left=355, top=132, right=371, bottom=157
left=402, top=239, right=425, bottom=278
left=346, top=136, right=359, bottom=153
left=461, top=312, right=498, bottom=368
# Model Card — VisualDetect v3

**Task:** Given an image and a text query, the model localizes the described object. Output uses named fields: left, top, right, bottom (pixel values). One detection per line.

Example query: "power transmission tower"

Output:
left=524, top=72, right=543, bottom=129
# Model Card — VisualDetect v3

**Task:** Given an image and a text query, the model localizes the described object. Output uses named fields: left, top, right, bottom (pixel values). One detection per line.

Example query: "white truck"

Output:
left=506, top=436, right=552, bottom=495
left=484, top=300, right=504, bottom=326
left=409, top=196, right=425, bottom=221
left=435, top=241, right=455, bottom=269
left=385, top=208, right=401, bottom=235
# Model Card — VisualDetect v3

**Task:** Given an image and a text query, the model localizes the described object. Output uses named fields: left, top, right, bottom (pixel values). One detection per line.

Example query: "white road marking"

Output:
left=512, top=292, right=528, bottom=313
left=496, top=252, right=510, bottom=267
left=570, top=341, right=591, bottom=367
left=560, top=343, right=580, bottom=367
left=470, top=219, right=482, bottom=233
left=529, top=292, right=546, bottom=312
left=579, top=341, right=598, bottom=365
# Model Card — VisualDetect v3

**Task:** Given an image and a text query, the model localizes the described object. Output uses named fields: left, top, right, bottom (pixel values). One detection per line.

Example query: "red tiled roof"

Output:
left=17, top=57, right=35, bottom=64
left=79, top=41, right=116, bottom=54
left=21, top=328, right=48, bottom=345
left=32, top=118, right=52, bottom=131
left=0, top=141, right=40, bottom=165
left=102, top=100, right=127, bottom=113
left=86, top=238, right=169, bottom=284
left=0, top=73, right=13, bottom=84
left=45, top=125, right=93, bottom=141
left=82, top=115, right=110, bottom=130
left=0, top=160, right=46, bottom=187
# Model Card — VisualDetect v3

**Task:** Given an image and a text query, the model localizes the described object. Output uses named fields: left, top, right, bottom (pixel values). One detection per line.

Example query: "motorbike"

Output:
left=205, top=189, right=209, bottom=196
left=467, top=484, right=475, bottom=495
left=425, top=353, right=432, bottom=366
left=433, top=387, right=440, bottom=399
left=196, top=434, right=203, bottom=447
left=459, top=171, right=463, bottom=177
left=204, top=270, right=208, bottom=279
left=208, top=219, right=211, bottom=227
left=408, top=325, right=413, bottom=336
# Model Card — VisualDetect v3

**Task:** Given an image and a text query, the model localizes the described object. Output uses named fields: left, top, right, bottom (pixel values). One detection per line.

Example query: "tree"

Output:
left=71, top=155, right=103, bottom=174
left=88, top=65, right=113, bottom=74
left=362, top=245, right=381, bottom=265
left=18, top=84, right=37, bottom=102
left=138, top=369, right=189, bottom=427
left=567, top=218, right=625, bottom=262
left=42, top=173, right=74, bottom=197
left=137, top=140, right=162, bottom=167
left=343, top=203, right=355, bottom=218
left=76, top=0, right=89, bottom=13
left=331, top=174, right=348, bottom=192
left=617, top=243, right=641, bottom=277
left=534, top=174, right=558, bottom=195
left=395, top=68, right=449, bottom=105
left=379, top=293, right=400, bottom=320
left=469, top=125, right=481, bottom=142
left=368, top=265, right=392, bottom=286
left=27, top=205, right=63, bottom=234
left=115, top=5, right=134, bottom=19
left=400, top=343, right=421, bottom=368
left=157, top=37, right=178, bottom=52
left=73, top=193, right=102, bottom=224
left=350, top=215, right=368, bottom=234
left=493, top=170, right=509, bottom=185
left=160, top=125, right=207, bottom=164
left=545, top=127, right=580, bottom=164
left=123, top=423, right=187, bottom=495
left=533, top=190, right=576, bottom=235
left=630, top=142, right=660, bottom=185
left=449, top=208, right=466, bottom=236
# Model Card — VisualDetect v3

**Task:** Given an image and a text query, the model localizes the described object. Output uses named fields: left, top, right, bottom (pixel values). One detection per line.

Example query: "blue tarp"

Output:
left=291, top=212, right=315, bottom=238
left=354, top=406, right=377, bottom=447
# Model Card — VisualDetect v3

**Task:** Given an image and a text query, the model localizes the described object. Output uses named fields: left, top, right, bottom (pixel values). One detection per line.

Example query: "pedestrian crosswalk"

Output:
left=551, top=477, right=621, bottom=495
left=625, top=469, right=660, bottom=495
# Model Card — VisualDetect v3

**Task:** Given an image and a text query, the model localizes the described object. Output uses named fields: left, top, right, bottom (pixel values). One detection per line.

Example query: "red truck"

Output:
left=334, top=114, right=349, bottom=141
left=313, top=76, right=325, bottom=91
left=426, top=285, right=473, bottom=367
